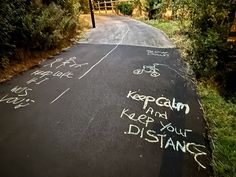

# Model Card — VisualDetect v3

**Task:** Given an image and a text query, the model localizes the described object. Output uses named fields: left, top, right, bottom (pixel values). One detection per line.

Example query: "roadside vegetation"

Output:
left=1, top=0, right=235, bottom=176
left=117, top=1, right=133, bottom=15
left=0, top=0, right=89, bottom=82
left=131, top=0, right=236, bottom=176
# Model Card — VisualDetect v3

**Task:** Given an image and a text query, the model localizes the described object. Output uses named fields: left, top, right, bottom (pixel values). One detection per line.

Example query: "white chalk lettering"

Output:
left=124, top=124, right=145, bottom=138
left=56, top=57, right=88, bottom=69
left=145, top=130, right=166, bottom=147
left=156, top=97, right=173, bottom=110
left=120, top=108, right=154, bottom=127
left=36, top=77, right=49, bottom=85
left=146, top=50, right=169, bottom=57
left=31, top=69, right=73, bottom=79
left=11, top=85, right=32, bottom=97
left=145, top=130, right=159, bottom=143
left=14, top=99, right=35, bottom=109
left=127, top=90, right=190, bottom=114
left=31, top=70, right=53, bottom=78
left=44, top=58, right=63, bottom=68
left=52, top=71, right=73, bottom=79
left=160, top=121, right=192, bottom=138
left=0, top=94, right=35, bottom=109
left=145, top=106, right=168, bottom=119
left=176, top=141, right=186, bottom=152
left=44, top=57, right=88, bottom=69
left=165, top=137, right=176, bottom=150
left=26, top=77, right=49, bottom=85
left=121, top=120, right=207, bottom=169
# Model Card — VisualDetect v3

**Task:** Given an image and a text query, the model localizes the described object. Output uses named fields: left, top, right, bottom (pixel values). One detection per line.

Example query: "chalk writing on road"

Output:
left=160, top=121, right=192, bottom=138
left=0, top=85, right=35, bottom=109
left=43, top=57, right=88, bottom=69
left=146, top=49, right=169, bottom=57
left=120, top=107, right=207, bottom=169
left=127, top=90, right=190, bottom=115
left=133, top=63, right=160, bottom=78
left=0, top=56, right=88, bottom=109
left=31, top=70, right=74, bottom=79
left=145, top=106, right=168, bottom=119
left=133, top=63, right=190, bottom=83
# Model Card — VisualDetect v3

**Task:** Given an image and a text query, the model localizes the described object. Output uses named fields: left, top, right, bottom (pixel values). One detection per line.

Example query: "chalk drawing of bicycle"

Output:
left=133, top=63, right=161, bottom=78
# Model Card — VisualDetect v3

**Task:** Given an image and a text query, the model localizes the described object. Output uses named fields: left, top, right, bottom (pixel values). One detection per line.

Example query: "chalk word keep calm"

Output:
left=127, top=90, right=190, bottom=114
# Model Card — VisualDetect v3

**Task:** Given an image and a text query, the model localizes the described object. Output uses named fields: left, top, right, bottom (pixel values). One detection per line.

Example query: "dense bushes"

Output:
left=147, top=0, right=235, bottom=93
left=179, top=0, right=236, bottom=96
left=0, top=0, right=80, bottom=69
left=117, top=2, right=133, bottom=15
left=143, top=1, right=236, bottom=176
left=79, top=0, right=90, bottom=13
left=144, top=0, right=166, bottom=19
left=21, top=3, right=77, bottom=50
left=186, top=1, right=233, bottom=78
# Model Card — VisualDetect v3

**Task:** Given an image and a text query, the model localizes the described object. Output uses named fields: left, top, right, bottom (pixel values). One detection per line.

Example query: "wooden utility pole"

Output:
left=89, top=0, right=96, bottom=28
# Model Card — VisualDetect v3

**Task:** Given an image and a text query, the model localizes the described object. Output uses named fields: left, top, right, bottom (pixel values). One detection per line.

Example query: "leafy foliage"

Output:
left=143, top=2, right=236, bottom=176
left=144, top=0, right=166, bottom=19
left=20, top=3, right=76, bottom=50
left=0, top=0, right=79, bottom=68
left=78, top=0, right=89, bottom=13
left=187, top=1, right=233, bottom=79
left=171, top=0, right=235, bottom=95
left=117, top=2, right=133, bottom=16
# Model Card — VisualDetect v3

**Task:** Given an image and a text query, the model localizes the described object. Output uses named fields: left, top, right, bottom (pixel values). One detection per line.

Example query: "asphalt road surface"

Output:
left=0, top=15, right=212, bottom=177
left=80, top=15, right=175, bottom=48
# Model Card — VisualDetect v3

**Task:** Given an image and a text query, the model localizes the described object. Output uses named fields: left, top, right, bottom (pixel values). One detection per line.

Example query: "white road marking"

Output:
left=79, top=25, right=130, bottom=80
left=50, top=88, right=70, bottom=104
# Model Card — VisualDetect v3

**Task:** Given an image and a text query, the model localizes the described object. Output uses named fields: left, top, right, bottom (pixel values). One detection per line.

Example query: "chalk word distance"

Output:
left=127, top=90, right=190, bottom=114
left=133, top=63, right=160, bottom=78
left=120, top=107, right=207, bottom=169
left=124, top=123, right=207, bottom=169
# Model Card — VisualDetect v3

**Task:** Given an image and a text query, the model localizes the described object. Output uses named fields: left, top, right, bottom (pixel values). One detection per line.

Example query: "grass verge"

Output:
left=142, top=19, right=236, bottom=177
left=198, top=82, right=236, bottom=177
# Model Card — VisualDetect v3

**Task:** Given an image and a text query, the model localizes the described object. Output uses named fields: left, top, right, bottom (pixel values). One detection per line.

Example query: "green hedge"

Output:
left=0, top=0, right=80, bottom=69
left=187, top=0, right=233, bottom=78
left=117, top=2, right=133, bottom=16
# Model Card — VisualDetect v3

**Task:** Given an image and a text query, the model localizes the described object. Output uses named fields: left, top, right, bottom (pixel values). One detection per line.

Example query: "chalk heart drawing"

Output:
left=133, top=63, right=160, bottom=78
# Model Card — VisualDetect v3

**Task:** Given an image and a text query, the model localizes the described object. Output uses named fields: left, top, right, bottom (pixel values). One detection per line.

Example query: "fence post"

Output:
left=104, top=1, right=107, bottom=13
left=98, top=1, right=100, bottom=14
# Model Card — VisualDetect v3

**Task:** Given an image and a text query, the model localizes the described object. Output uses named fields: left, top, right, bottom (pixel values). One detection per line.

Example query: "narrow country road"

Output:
left=80, top=15, right=174, bottom=47
left=0, top=15, right=211, bottom=177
